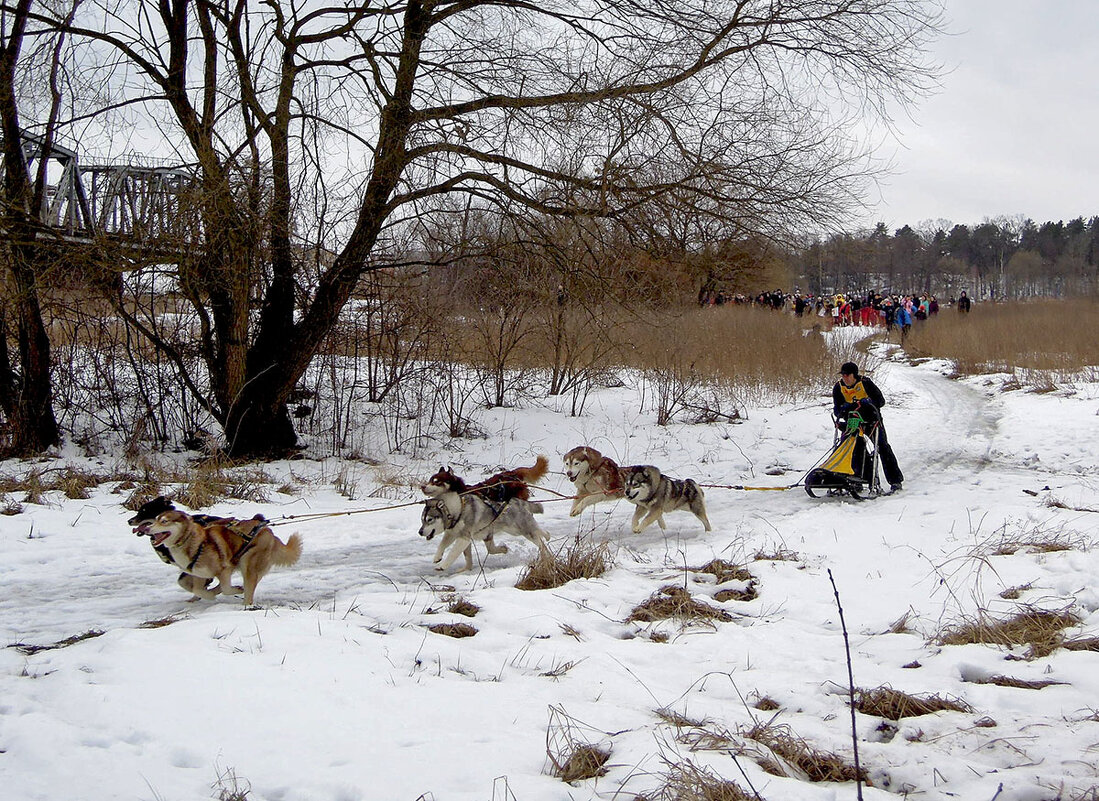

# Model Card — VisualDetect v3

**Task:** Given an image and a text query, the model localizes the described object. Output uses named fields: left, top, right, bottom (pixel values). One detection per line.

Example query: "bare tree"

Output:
left=0, top=0, right=78, bottom=454
left=36, top=0, right=941, bottom=456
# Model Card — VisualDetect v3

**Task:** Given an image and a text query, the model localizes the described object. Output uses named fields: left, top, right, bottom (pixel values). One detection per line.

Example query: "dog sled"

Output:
left=803, top=407, right=883, bottom=500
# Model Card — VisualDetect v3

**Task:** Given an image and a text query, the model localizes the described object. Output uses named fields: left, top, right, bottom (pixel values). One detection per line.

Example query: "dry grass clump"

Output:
left=640, top=758, right=754, bottom=801
left=626, top=585, right=734, bottom=625
left=936, top=606, right=1081, bottom=658
left=552, top=744, right=611, bottom=783
left=999, top=583, right=1033, bottom=600
left=694, top=559, right=753, bottom=584
left=751, top=546, right=799, bottom=562
left=445, top=596, right=481, bottom=618
left=965, top=674, right=1067, bottom=690
left=515, top=537, right=613, bottom=591
left=1062, top=637, right=1099, bottom=653
left=742, top=722, right=868, bottom=784
left=545, top=705, right=611, bottom=784
left=12, top=629, right=105, bottom=655
left=905, top=298, right=1099, bottom=382
left=751, top=695, right=781, bottom=712
left=426, top=622, right=477, bottom=638
left=713, top=584, right=758, bottom=603
left=139, top=615, right=185, bottom=629
left=854, top=686, right=972, bottom=720
left=989, top=528, right=1086, bottom=556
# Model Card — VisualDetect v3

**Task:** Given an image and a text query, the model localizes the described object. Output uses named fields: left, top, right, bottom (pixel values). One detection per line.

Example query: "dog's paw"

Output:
left=631, top=525, right=642, bottom=534
left=498, top=544, right=509, bottom=554
left=569, top=507, right=580, bottom=517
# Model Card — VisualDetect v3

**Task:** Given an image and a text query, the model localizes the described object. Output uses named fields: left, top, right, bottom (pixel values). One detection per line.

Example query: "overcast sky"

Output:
left=861, top=0, right=1098, bottom=232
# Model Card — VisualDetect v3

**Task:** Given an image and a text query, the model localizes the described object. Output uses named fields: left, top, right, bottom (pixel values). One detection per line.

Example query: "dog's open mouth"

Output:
left=149, top=530, right=171, bottom=547
left=132, top=521, right=152, bottom=537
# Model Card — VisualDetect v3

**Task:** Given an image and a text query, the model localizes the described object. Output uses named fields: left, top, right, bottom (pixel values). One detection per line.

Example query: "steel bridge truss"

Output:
left=11, top=133, right=198, bottom=250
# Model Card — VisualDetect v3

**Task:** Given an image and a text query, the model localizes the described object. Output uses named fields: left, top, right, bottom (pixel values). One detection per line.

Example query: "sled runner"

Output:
left=804, top=408, right=883, bottom=500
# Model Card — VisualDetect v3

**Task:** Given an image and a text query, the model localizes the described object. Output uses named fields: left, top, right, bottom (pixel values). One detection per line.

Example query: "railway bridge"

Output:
left=6, top=133, right=199, bottom=254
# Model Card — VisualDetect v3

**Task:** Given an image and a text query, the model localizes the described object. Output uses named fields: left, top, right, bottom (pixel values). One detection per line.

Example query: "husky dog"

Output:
left=145, top=510, right=302, bottom=605
left=128, top=496, right=224, bottom=596
left=562, top=446, right=625, bottom=516
left=418, top=495, right=550, bottom=574
left=422, top=455, right=549, bottom=504
left=622, top=465, right=711, bottom=534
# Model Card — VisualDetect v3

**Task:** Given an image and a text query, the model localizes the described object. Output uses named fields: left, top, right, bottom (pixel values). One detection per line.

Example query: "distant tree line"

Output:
left=786, top=216, right=1099, bottom=299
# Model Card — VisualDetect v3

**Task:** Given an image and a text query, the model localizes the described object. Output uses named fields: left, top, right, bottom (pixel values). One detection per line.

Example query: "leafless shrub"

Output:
left=853, top=686, right=972, bottom=719
left=741, top=721, right=868, bottom=784
left=935, top=606, right=1082, bottom=658
left=626, top=585, right=733, bottom=625
left=515, top=537, right=613, bottom=591
left=545, top=705, right=611, bottom=784
left=426, top=622, right=477, bottom=638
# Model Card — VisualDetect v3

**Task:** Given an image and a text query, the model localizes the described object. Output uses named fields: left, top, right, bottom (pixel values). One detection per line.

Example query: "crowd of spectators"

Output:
left=698, top=287, right=972, bottom=335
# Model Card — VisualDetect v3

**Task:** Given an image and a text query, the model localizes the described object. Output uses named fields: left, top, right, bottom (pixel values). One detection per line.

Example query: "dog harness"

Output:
left=167, top=516, right=267, bottom=574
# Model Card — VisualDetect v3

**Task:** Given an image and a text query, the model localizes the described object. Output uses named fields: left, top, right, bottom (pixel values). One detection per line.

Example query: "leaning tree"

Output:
left=36, top=0, right=941, bottom=456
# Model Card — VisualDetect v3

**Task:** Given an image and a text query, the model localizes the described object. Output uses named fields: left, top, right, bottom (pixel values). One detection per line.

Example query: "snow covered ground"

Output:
left=2, top=341, right=1098, bottom=800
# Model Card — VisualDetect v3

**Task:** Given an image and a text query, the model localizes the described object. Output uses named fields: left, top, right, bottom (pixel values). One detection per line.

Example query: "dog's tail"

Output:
left=272, top=533, right=303, bottom=567
left=514, top=454, right=550, bottom=484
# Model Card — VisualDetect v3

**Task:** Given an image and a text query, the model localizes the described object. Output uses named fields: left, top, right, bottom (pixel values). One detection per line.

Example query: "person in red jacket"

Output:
left=832, top=362, right=904, bottom=493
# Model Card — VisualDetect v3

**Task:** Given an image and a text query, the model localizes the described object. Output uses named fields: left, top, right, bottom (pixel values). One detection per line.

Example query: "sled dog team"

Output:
left=131, top=445, right=710, bottom=601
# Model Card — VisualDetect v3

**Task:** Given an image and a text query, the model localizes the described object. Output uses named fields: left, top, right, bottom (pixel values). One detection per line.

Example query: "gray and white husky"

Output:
left=622, top=465, right=711, bottom=534
left=418, top=495, right=551, bottom=573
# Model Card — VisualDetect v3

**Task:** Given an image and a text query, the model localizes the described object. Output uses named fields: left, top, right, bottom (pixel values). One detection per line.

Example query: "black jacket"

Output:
left=833, top=376, right=886, bottom=422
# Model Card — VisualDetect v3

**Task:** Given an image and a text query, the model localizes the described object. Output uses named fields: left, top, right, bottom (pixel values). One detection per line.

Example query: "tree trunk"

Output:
left=1, top=254, right=61, bottom=455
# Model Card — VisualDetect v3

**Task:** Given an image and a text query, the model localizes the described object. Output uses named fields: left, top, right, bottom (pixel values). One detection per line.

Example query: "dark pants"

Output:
left=864, top=423, right=903, bottom=486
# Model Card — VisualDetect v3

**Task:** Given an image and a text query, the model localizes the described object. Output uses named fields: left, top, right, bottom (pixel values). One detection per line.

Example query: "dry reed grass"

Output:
left=626, top=585, right=734, bottom=625
left=436, top=303, right=840, bottom=405
left=853, top=686, right=972, bottom=719
left=515, top=537, right=613, bottom=591
left=906, top=299, right=1099, bottom=385
left=935, top=606, right=1082, bottom=658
